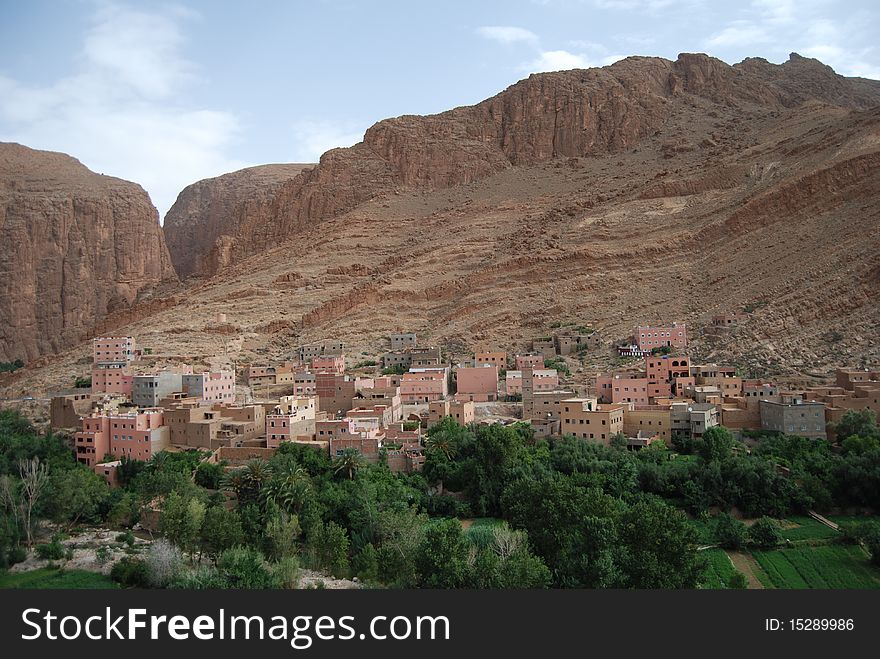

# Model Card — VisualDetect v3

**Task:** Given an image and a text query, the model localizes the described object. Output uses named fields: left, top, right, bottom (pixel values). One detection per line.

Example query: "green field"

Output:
left=700, top=548, right=739, bottom=589
left=777, top=516, right=840, bottom=542
left=0, top=568, right=118, bottom=589
left=751, top=545, right=880, bottom=589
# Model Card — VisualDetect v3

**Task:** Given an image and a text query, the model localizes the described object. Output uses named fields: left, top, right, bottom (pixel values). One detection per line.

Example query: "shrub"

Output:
left=36, top=539, right=66, bottom=560
left=96, top=547, right=110, bottom=565
left=272, top=556, right=300, bottom=589
left=217, top=546, right=278, bottom=589
left=111, top=557, right=150, bottom=587
left=727, top=572, right=749, bottom=589
left=144, top=539, right=185, bottom=588
left=7, top=546, right=27, bottom=566
left=115, top=531, right=136, bottom=547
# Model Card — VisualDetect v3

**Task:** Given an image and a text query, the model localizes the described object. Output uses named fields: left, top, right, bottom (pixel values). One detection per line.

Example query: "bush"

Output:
left=144, top=539, right=185, bottom=588
left=7, top=546, right=27, bottom=566
left=110, top=557, right=150, bottom=587
left=35, top=539, right=66, bottom=560
left=727, top=572, right=749, bottom=589
left=115, top=531, right=136, bottom=547
left=171, top=566, right=226, bottom=589
left=748, top=517, right=783, bottom=549
left=272, top=556, right=300, bottom=589
left=217, top=546, right=278, bottom=589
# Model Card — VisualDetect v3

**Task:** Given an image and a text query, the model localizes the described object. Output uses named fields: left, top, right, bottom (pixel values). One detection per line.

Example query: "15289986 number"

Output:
left=790, top=619, right=854, bottom=631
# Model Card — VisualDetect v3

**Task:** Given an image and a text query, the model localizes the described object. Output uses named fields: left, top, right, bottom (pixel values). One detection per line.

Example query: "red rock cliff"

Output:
left=162, top=52, right=880, bottom=277
left=0, top=143, right=178, bottom=362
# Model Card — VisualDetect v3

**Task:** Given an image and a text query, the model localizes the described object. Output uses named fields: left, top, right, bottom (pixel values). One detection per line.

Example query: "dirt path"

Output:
left=727, top=550, right=765, bottom=589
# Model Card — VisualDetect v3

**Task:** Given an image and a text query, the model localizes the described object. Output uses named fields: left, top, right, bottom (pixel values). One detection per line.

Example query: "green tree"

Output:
left=333, top=449, right=365, bottom=481
left=160, top=492, right=206, bottom=557
left=44, top=466, right=109, bottom=527
left=415, top=518, right=471, bottom=588
left=616, top=496, right=705, bottom=589
left=195, top=462, right=225, bottom=489
left=263, top=505, right=301, bottom=561
left=199, top=505, right=244, bottom=562
left=748, top=517, right=782, bottom=548
left=714, top=512, right=748, bottom=550
left=834, top=409, right=879, bottom=444
left=698, top=426, right=735, bottom=463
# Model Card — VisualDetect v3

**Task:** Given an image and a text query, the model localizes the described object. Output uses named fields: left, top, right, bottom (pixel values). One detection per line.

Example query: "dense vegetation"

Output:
left=1, top=407, right=879, bottom=589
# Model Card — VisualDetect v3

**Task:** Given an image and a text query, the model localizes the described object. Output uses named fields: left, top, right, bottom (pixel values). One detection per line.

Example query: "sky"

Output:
left=1, top=0, right=878, bottom=219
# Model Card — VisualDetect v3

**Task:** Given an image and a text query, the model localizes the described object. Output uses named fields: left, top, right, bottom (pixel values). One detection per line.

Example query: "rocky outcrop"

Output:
left=163, top=164, right=312, bottom=278
left=163, top=53, right=880, bottom=277
left=0, top=143, right=178, bottom=362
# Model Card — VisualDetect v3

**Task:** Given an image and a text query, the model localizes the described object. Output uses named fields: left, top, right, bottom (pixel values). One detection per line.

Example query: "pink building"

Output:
left=92, top=336, right=137, bottom=363
left=634, top=323, right=687, bottom=351
left=107, top=409, right=168, bottom=462
left=400, top=368, right=449, bottom=403
left=312, top=355, right=345, bottom=374
left=75, top=409, right=169, bottom=466
left=505, top=369, right=558, bottom=395
left=515, top=354, right=545, bottom=370
left=455, top=366, right=498, bottom=402
left=645, top=355, right=691, bottom=381
left=183, top=371, right=235, bottom=404
left=596, top=374, right=650, bottom=405
left=91, top=362, right=134, bottom=396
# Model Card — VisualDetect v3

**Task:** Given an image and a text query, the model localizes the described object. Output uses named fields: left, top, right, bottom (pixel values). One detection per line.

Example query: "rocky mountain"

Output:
left=163, top=53, right=880, bottom=278
left=164, top=164, right=313, bottom=279
left=3, top=52, right=880, bottom=397
left=0, top=143, right=177, bottom=362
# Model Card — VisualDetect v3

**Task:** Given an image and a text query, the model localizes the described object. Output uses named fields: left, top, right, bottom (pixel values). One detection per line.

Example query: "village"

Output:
left=47, top=322, right=880, bottom=489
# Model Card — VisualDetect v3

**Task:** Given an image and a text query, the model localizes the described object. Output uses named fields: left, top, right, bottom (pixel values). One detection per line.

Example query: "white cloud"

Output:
left=706, top=23, right=771, bottom=48
left=289, top=120, right=366, bottom=162
left=0, top=3, right=245, bottom=219
left=520, top=48, right=625, bottom=74
left=476, top=26, right=540, bottom=45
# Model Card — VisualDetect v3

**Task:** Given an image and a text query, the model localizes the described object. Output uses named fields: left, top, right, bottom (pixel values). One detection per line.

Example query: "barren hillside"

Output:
left=2, top=52, right=879, bottom=399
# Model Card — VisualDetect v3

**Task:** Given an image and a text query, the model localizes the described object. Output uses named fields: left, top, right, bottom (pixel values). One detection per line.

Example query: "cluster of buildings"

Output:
left=49, top=329, right=880, bottom=488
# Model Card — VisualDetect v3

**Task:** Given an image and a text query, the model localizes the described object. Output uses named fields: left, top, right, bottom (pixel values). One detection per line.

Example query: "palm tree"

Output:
left=333, top=449, right=364, bottom=480
left=264, top=465, right=311, bottom=514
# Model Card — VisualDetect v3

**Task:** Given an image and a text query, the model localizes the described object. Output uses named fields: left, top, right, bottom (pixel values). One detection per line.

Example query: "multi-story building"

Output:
left=760, top=394, right=827, bottom=440
left=182, top=371, right=235, bottom=404
left=623, top=405, right=673, bottom=444
left=835, top=368, right=880, bottom=391
left=400, top=368, right=449, bottom=403
left=132, top=370, right=188, bottom=407
left=316, top=373, right=357, bottom=416
left=455, top=366, right=498, bottom=403
left=515, top=353, right=545, bottom=371
left=91, top=362, right=134, bottom=396
left=670, top=402, right=719, bottom=440
left=634, top=323, right=687, bottom=351
left=312, top=355, right=345, bottom=375
left=505, top=369, right=558, bottom=395
left=475, top=351, right=506, bottom=369
left=266, top=397, right=317, bottom=448
left=92, top=336, right=137, bottom=363
left=390, top=333, right=418, bottom=350
left=75, top=409, right=169, bottom=467
left=559, top=397, right=626, bottom=444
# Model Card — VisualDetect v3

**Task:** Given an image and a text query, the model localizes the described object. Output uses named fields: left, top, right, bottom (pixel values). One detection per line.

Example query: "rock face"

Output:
left=163, top=52, right=880, bottom=277
left=0, top=143, right=178, bottom=362
left=163, top=164, right=313, bottom=279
